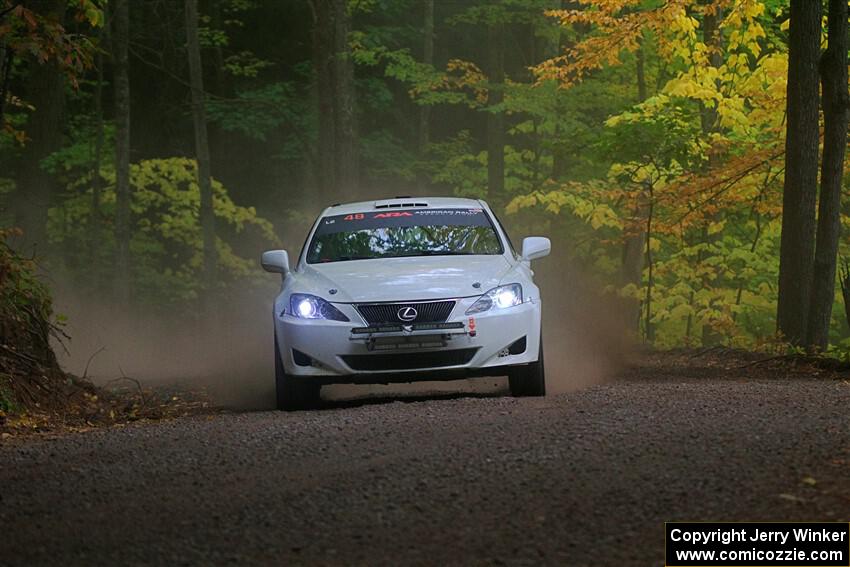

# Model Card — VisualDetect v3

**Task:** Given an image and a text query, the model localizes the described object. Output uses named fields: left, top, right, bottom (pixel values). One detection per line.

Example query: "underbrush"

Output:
left=0, top=230, right=208, bottom=434
left=0, top=228, right=68, bottom=415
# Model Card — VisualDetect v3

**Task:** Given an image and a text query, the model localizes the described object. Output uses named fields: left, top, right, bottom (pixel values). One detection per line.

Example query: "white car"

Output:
left=261, top=197, right=550, bottom=410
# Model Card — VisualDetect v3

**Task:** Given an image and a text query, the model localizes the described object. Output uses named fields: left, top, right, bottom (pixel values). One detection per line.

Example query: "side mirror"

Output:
left=261, top=250, right=290, bottom=274
left=521, top=237, right=551, bottom=262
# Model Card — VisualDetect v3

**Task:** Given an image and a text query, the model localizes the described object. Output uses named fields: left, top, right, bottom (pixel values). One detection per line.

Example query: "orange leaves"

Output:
left=0, top=1, right=101, bottom=87
left=11, top=4, right=39, bottom=30
left=444, top=59, right=489, bottom=106
left=536, top=0, right=755, bottom=89
left=536, top=28, right=641, bottom=86
left=536, top=10, right=646, bottom=86
left=536, top=0, right=694, bottom=87
left=651, top=145, right=784, bottom=236
left=537, top=0, right=787, bottom=233
left=545, top=0, right=642, bottom=29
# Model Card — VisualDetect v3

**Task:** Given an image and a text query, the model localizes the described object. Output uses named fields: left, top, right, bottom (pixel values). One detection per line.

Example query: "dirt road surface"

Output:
left=3, top=354, right=850, bottom=566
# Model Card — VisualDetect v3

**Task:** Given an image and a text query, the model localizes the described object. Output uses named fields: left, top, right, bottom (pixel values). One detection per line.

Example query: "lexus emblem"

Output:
left=397, top=306, right=418, bottom=322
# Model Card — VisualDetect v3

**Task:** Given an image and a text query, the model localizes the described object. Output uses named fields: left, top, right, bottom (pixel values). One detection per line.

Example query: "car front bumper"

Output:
left=274, top=296, right=541, bottom=382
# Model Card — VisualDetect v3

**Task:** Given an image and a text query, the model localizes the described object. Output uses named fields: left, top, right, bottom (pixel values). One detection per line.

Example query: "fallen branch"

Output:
left=0, top=343, right=39, bottom=364
left=688, top=345, right=725, bottom=359
left=738, top=353, right=850, bottom=372
left=107, top=366, right=146, bottom=407
left=738, top=355, right=792, bottom=368
left=82, top=346, right=106, bottom=380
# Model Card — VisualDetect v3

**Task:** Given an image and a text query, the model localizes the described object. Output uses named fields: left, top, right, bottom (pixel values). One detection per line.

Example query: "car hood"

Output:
left=296, top=255, right=514, bottom=303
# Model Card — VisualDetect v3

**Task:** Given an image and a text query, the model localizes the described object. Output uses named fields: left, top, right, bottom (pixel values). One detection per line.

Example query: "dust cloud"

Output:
left=53, top=283, right=278, bottom=410
left=535, top=255, right=632, bottom=394
left=52, top=246, right=630, bottom=408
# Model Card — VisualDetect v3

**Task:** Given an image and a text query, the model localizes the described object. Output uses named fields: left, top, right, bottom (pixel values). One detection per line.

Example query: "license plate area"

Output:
left=349, top=322, right=468, bottom=351
left=368, top=335, right=447, bottom=351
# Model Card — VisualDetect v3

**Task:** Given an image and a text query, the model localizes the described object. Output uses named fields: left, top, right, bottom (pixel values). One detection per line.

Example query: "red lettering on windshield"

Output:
left=373, top=212, right=414, bottom=218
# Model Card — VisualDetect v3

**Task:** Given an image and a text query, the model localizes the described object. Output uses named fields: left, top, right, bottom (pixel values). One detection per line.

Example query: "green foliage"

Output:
left=41, top=118, right=115, bottom=176
left=448, top=0, right=559, bottom=27
left=353, top=39, right=448, bottom=101
left=48, top=158, right=281, bottom=310
left=425, top=132, right=487, bottom=198
left=12, top=0, right=850, bottom=356
left=197, top=0, right=271, bottom=76
left=198, top=26, right=229, bottom=48
left=223, top=51, right=274, bottom=77
left=0, top=228, right=60, bottom=361
left=207, top=82, right=313, bottom=143
left=500, top=0, right=849, bottom=349
left=360, top=129, right=417, bottom=181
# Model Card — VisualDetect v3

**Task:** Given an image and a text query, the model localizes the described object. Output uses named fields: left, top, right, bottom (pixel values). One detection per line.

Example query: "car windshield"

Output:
left=306, top=208, right=503, bottom=263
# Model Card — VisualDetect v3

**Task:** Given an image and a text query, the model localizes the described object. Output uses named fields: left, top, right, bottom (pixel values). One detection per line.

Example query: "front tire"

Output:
left=508, top=337, right=546, bottom=397
left=275, top=332, right=321, bottom=411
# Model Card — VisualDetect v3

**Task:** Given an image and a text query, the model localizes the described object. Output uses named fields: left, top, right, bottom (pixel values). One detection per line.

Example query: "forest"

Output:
left=8, top=2, right=850, bottom=562
left=1, top=0, right=850, bottom=372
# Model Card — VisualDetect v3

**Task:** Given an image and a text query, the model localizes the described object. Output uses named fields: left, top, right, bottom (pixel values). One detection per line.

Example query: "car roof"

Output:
left=322, top=197, right=487, bottom=216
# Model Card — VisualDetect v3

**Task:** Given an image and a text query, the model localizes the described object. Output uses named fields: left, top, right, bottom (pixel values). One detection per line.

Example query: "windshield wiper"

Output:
left=318, top=256, right=374, bottom=264
left=408, top=251, right=474, bottom=256
left=331, top=255, right=373, bottom=262
left=324, top=252, right=478, bottom=262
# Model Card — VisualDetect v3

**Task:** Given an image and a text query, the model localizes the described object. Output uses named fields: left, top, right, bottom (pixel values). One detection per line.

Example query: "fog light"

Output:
left=292, top=349, right=312, bottom=367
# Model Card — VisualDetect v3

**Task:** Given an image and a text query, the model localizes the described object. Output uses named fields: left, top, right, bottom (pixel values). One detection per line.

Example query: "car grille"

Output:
left=355, top=300, right=456, bottom=325
left=341, top=348, right=478, bottom=372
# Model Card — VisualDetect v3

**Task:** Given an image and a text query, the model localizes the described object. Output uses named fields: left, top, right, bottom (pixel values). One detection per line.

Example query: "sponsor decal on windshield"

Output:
left=315, top=208, right=491, bottom=236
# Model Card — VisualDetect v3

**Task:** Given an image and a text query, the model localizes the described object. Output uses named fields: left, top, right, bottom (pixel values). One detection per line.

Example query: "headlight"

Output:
left=289, top=293, right=349, bottom=321
left=465, top=284, right=522, bottom=315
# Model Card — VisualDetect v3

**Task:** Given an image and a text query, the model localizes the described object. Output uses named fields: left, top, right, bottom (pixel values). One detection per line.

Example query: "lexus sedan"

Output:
left=261, top=197, right=550, bottom=410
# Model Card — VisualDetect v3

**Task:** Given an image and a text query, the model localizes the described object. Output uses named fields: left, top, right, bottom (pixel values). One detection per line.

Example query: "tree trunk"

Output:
left=620, top=41, right=649, bottom=334
left=698, top=3, right=724, bottom=347
left=777, top=0, right=822, bottom=345
left=806, top=0, right=848, bottom=351
left=206, top=0, right=229, bottom=178
left=841, top=261, right=850, bottom=333
left=185, top=0, right=217, bottom=306
left=0, top=45, right=13, bottom=127
left=621, top=214, right=645, bottom=332
left=113, top=0, right=131, bottom=304
left=635, top=42, right=647, bottom=102
left=332, top=0, right=358, bottom=199
left=698, top=4, right=722, bottom=139
left=486, top=23, right=505, bottom=201
left=13, top=0, right=65, bottom=256
left=551, top=1, right=578, bottom=180
left=311, top=0, right=335, bottom=204
left=90, top=15, right=108, bottom=278
left=417, top=0, right=434, bottom=193
left=643, top=185, right=655, bottom=343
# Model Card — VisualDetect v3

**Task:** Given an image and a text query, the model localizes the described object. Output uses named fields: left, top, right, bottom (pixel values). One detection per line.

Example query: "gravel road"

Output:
left=3, top=356, right=850, bottom=566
